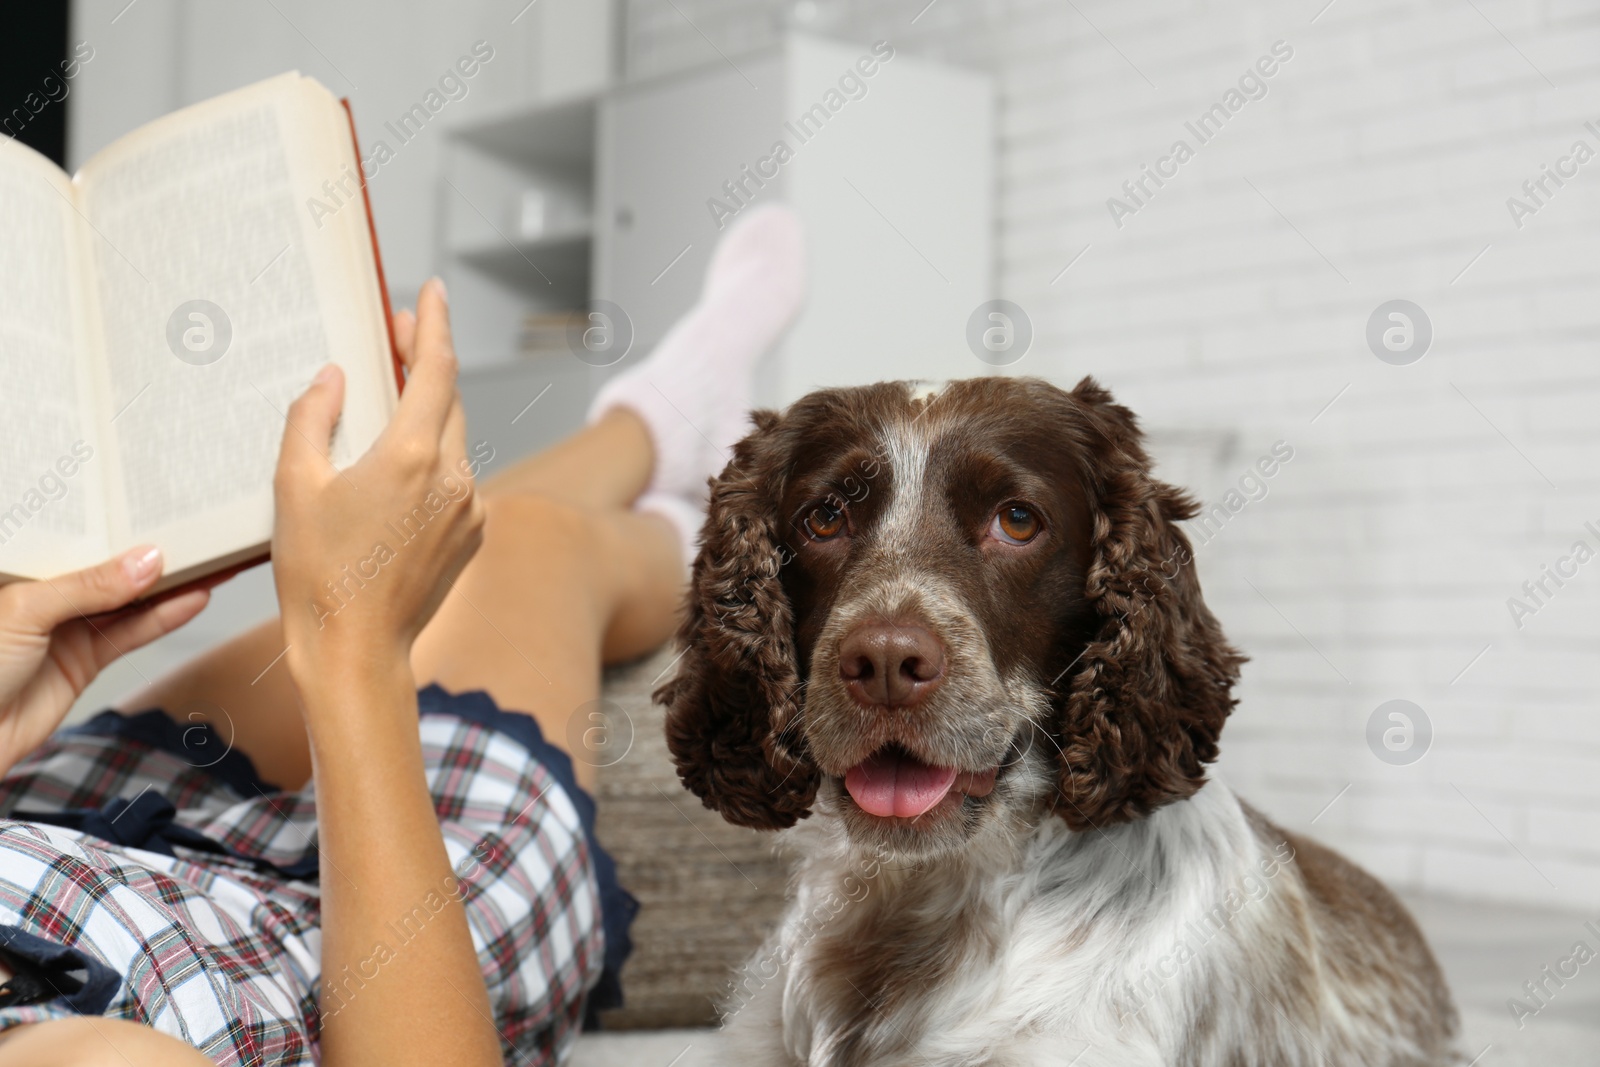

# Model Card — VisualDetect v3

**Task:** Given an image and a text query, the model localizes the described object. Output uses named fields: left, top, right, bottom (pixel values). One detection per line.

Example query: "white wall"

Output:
left=622, top=0, right=1600, bottom=911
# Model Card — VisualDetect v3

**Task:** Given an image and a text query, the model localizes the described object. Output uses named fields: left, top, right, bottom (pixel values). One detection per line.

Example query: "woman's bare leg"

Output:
left=482, top=406, right=654, bottom=509
left=118, top=619, right=309, bottom=791
left=122, top=411, right=679, bottom=791
left=407, top=495, right=680, bottom=792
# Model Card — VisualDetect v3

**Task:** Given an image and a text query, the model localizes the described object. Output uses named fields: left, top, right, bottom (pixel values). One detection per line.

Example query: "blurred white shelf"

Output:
left=440, top=84, right=599, bottom=385
left=446, top=94, right=597, bottom=170
left=452, top=230, right=592, bottom=290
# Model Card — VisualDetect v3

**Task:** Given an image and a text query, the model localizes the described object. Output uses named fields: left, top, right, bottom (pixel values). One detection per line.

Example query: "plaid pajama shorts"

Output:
left=0, top=685, right=636, bottom=1066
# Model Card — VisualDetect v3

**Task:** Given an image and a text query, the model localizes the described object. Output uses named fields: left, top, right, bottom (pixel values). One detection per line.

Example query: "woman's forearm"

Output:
left=268, top=284, right=497, bottom=1063
left=299, top=658, right=501, bottom=1067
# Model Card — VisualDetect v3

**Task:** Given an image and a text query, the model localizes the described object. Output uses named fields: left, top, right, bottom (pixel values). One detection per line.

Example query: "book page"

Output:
left=76, top=73, right=396, bottom=581
left=0, top=138, right=109, bottom=580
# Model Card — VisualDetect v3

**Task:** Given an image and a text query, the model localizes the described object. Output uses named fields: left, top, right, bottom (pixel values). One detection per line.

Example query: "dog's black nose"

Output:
left=838, top=622, right=945, bottom=707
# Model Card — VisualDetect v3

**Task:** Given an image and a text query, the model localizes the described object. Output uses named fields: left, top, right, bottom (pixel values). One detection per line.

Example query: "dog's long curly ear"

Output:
left=655, top=410, right=819, bottom=830
left=1051, top=377, right=1245, bottom=830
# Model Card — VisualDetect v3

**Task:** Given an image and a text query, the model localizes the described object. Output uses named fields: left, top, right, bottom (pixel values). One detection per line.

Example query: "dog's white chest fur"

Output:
left=717, top=782, right=1424, bottom=1067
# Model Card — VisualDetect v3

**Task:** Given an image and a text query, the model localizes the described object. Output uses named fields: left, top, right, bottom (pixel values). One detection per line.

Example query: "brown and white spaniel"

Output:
left=658, top=376, right=1459, bottom=1067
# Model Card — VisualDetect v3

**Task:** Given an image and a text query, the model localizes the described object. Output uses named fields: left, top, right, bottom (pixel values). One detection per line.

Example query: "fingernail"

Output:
left=124, top=546, right=161, bottom=582
left=429, top=276, right=448, bottom=303
left=314, top=364, right=338, bottom=385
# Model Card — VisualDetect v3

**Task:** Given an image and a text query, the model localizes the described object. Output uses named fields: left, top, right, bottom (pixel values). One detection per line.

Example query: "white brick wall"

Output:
left=625, top=0, right=1600, bottom=910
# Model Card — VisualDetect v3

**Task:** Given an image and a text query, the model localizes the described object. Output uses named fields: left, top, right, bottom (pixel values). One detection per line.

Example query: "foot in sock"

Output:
left=588, top=203, right=806, bottom=533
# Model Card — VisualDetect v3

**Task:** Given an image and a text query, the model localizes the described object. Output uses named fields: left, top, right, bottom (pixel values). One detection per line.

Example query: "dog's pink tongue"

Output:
left=844, top=750, right=961, bottom=819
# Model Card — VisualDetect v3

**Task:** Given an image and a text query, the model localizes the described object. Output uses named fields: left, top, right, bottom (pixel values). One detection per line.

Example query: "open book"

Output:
left=0, top=72, right=400, bottom=594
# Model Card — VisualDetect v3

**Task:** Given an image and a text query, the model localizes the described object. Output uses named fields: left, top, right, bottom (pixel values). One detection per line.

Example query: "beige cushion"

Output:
left=592, top=647, right=789, bottom=1029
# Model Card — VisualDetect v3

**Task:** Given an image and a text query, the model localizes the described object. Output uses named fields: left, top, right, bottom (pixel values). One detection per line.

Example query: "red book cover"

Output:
left=341, top=97, right=407, bottom=396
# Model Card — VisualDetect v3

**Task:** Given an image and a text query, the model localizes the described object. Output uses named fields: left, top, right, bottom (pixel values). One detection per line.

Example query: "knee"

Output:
left=478, top=493, right=594, bottom=563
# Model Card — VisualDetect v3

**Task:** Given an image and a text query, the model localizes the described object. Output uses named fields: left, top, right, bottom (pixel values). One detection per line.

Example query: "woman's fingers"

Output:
left=89, top=589, right=211, bottom=669
left=3, top=545, right=164, bottom=632
left=277, top=364, right=346, bottom=483
left=413, top=277, right=453, bottom=363
left=393, top=308, right=417, bottom=369
left=387, top=278, right=457, bottom=444
left=440, top=388, right=470, bottom=472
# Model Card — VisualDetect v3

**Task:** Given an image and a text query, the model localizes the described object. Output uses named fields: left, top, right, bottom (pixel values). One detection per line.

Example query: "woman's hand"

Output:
left=0, top=549, right=208, bottom=775
left=272, top=278, right=485, bottom=681
left=272, top=280, right=503, bottom=1067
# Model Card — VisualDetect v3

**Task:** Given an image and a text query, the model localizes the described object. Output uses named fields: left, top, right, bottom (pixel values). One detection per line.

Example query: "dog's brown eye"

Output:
left=804, top=502, right=846, bottom=540
left=993, top=505, right=1040, bottom=544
